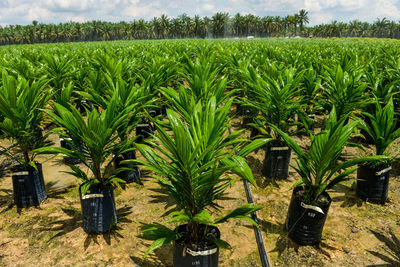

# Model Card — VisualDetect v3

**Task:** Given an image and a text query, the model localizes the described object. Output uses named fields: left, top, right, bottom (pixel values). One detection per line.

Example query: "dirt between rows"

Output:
left=0, top=116, right=399, bottom=267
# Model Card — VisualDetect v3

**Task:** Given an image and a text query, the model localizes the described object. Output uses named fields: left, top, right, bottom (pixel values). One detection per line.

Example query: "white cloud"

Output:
left=122, top=1, right=167, bottom=18
left=305, top=0, right=322, bottom=11
left=202, top=4, right=214, bottom=11
left=311, top=12, right=334, bottom=24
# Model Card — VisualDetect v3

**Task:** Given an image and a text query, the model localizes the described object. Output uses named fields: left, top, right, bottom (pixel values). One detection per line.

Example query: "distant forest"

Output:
left=1, top=10, right=399, bottom=45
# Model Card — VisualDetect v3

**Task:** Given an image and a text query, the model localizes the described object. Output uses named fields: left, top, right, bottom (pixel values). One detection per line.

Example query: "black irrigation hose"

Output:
left=228, top=126, right=270, bottom=267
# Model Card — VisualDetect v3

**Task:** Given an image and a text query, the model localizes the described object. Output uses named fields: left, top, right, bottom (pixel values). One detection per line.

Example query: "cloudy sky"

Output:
left=0, top=0, right=399, bottom=27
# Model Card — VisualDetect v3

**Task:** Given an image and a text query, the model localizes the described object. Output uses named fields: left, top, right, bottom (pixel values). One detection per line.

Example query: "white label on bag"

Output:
left=186, top=247, right=218, bottom=257
left=82, top=194, right=104, bottom=199
left=270, top=147, right=289, bottom=151
left=375, top=166, right=391, bottom=176
left=13, top=171, right=29, bottom=176
left=301, top=202, right=325, bottom=214
left=60, top=138, right=72, bottom=141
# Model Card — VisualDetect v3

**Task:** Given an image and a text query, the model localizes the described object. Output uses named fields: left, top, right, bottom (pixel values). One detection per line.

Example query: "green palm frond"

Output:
left=0, top=71, right=51, bottom=167
left=358, top=97, right=400, bottom=157
left=238, top=64, right=305, bottom=141
left=271, top=107, right=387, bottom=204
left=35, top=95, right=134, bottom=193
left=136, top=96, right=269, bottom=250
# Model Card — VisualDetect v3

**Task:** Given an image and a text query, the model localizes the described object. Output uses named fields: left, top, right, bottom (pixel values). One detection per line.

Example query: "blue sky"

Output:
left=0, top=0, right=399, bottom=27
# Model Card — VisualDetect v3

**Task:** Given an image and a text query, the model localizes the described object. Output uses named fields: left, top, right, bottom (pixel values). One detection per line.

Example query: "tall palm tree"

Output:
left=159, top=14, right=170, bottom=38
left=373, top=18, right=389, bottom=38
left=232, top=13, right=243, bottom=37
left=298, top=9, right=309, bottom=35
left=212, top=12, right=229, bottom=38
left=192, top=15, right=204, bottom=38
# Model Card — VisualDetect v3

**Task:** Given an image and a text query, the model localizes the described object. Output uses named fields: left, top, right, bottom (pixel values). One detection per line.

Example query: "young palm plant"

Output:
left=35, top=96, right=134, bottom=233
left=271, top=108, right=386, bottom=245
left=41, top=53, right=75, bottom=96
left=356, top=97, right=400, bottom=203
left=361, top=69, right=397, bottom=144
left=240, top=65, right=305, bottom=179
left=53, top=83, right=83, bottom=165
left=0, top=71, right=51, bottom=208
left=135, top=97, right=269, bottom=265
left=321, top=65, right=369, bottom=121
left=161, top=53, right=234, bottom=121
left=80, top=74, right=154, bottom=183
left=298, top=68, right=322, bottom=132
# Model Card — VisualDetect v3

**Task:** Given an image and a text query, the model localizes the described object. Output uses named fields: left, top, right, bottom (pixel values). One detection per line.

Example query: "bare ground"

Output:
left=0, top=117, right=399, bottom=267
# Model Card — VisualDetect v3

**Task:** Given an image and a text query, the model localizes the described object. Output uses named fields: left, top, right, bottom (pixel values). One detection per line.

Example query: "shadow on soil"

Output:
left=0, top=188, right=13, bottom=213
left=252, top=218, right=339, bottom=264
left=366, top=229, right=400, bottom=267
left=129, top=243, right=173, bottom=267
left=392, top=159, right=400, bottom=177
left=253, top=219, right=300, bottom=258
left=0, top=181, right=76, bottom=213
left=46, top=181, right=76, bottom=200
left=331, top=183, right=364, bottom=208
left=246, top=155, right=295, bottom=189
left=42, top=204, right=134, bottom=250
left=148, top=187, right=178, bottom=217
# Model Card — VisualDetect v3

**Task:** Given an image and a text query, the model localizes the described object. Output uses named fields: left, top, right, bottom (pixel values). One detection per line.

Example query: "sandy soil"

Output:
left=0, top=117, right=399, bottom=267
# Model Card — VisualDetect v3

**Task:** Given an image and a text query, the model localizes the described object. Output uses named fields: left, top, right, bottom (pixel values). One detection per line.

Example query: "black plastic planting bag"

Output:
left=262, top=142, right=291, bottom=179
left=357, top=164, right=391, bottom=204
left=78, top=99, right=94, bottom=114
left=136, top=123, right=153, bottom=143
left=60, top=137, right=82, bottom=165
left=80, top=186, right=117, bottom=233
left=286, top=186, right=331, bottom=246
left=173, top=225, right=220, bottom=267
left=12, top=163, right=47, bottom=208
left=114, top=150, right=140, bottom=183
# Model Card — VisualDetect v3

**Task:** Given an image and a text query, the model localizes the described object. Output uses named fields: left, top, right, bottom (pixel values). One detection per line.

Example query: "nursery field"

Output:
left=0, top=38, right=399, bottom=266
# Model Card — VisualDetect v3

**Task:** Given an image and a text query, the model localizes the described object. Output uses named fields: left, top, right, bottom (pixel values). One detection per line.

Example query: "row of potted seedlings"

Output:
left=0, top=81, right=266, bottom=266
left=237, top=63, right=399, bottom=246
left=243, top=101, right=397, bottom=246
left=0, top=69, right=398, bottom=265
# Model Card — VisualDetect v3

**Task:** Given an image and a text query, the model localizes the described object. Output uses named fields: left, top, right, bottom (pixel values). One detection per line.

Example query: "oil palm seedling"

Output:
left=35, top=96, right=134, bottom=233
left=180, top=53, right=228, bottom=102
left=53, top=83, right=83, bottom=165
left=3, top=56, right=37, bottom=82
left=139, top=56, right=177, bottom=117
left=356, top=97, right=400, bottom=203
left=41, top=53, right=76, bottom=95
left=298, top=68, right=322, bottom=132
left=271, top=108, right=386, bottom=245
left=162, top=53, right=234, bottom=121
left=0, top=71, right=51, bottom=208
left=224, top=54, right=252, bottom=115
left=361, top=69, right=397, bottom=144
left=239, top=65, right=305, bottom=179
left=81, top=74, right=154, bottom=183
left=135, top=97, right=269, bottom=266
left=365, top=67, right=397, bottom=105
left=321, top=65, right=369, bottom=121
left=90, top=52, right=135, bottom=83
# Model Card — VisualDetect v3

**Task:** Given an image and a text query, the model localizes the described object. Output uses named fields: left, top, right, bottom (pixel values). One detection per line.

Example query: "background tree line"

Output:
left=0, top=10, right=399, bottom=45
